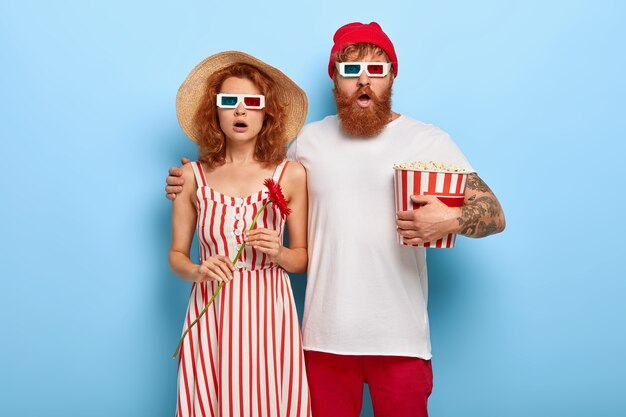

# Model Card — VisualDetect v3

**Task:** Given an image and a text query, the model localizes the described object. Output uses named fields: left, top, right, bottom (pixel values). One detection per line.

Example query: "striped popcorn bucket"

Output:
left=394, top=168, right=468, bottom=248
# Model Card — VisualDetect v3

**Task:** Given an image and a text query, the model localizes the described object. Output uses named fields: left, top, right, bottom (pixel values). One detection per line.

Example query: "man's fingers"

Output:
left=402, top=237, right=425, bottom=245
left=395, top=219, right=416, bottom=229
left=166, top=185, right=183, bottom=195
left=396, top=210, right=416, bottom=220
left=166, top=176, right=184, bottom=186
left=397, top=229, right=419, bottom=238
left=180, top=157, right=191, bottom=165
left=410, top=194, right=437, bottom=204
left=169, top=166, right=183, bottom=175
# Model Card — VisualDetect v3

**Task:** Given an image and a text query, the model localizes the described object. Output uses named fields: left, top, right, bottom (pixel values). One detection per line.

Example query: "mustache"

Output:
left=351, top=86, right=378, bottom=101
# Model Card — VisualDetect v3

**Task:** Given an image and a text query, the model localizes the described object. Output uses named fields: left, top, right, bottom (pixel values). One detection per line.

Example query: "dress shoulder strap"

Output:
left=190, top=161, right=207, bottom=188
left=271, top=160, right=290, bottom=184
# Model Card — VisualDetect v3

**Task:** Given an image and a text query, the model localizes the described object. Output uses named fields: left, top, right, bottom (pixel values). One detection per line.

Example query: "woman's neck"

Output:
left=224, top=140, right=257, bottom=164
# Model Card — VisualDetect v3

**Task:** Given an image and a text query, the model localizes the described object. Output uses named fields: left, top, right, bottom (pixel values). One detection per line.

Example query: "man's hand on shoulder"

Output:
left=165, top=157, right=191, bottom=201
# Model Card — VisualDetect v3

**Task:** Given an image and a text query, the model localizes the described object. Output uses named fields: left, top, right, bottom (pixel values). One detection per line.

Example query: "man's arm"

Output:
left=396, top=173, right=505, bottom=245
left=456, top=173, right=506, bottom=238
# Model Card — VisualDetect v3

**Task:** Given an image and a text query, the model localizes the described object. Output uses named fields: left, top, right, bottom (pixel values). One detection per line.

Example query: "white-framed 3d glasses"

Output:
left=216, top=93, right=266, bottom=109
left=335, top=62, right=392, bottom=78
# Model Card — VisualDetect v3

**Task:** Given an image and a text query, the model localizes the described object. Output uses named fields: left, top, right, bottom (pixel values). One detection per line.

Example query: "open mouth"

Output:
left=233, top=120, right=248, bottom=133
left=357, top=93, right=372, bottom=108
left=233, top=121, right=248, bottom=132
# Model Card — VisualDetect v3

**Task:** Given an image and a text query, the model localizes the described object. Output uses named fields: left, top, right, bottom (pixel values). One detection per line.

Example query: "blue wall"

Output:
left=1, top=1, right=625, bottom=416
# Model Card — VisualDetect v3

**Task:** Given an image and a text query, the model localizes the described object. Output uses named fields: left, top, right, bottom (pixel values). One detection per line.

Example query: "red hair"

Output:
left=193, top=63, right=287, bottom=168
left=332, top=43, right=391, bottom=77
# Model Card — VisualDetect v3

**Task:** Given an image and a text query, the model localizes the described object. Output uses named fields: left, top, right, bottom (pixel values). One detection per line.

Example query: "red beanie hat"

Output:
left=328, top=21, right=398, bottom=78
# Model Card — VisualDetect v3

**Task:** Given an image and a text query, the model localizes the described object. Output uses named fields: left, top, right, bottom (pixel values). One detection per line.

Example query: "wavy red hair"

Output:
left=333, top=43, right=391, bottom=75
left=193, top=63, right=287, bottom=168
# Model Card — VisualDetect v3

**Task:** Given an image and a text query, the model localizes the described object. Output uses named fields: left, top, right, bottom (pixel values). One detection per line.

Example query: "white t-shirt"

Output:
left=287, top=115, right=474, bottom=358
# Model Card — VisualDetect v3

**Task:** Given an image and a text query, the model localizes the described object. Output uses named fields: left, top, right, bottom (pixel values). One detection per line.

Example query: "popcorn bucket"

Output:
left=394, top=167, right=468, bottom=248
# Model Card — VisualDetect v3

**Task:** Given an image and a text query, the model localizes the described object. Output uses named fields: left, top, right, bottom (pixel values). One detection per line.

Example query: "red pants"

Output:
left=304, top=350, right=433, bottom=417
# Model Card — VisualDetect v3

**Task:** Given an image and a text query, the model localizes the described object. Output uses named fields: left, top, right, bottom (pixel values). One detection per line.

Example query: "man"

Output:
left=167, top=22, right=505, bottom=417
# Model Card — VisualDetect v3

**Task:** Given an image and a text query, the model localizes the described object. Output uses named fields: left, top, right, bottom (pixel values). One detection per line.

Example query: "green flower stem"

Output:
left=172, top=201, right=271, bottom=358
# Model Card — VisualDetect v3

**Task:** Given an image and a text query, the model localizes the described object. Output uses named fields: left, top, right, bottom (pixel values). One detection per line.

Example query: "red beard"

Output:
left=333, top=84, right=392, bottom=138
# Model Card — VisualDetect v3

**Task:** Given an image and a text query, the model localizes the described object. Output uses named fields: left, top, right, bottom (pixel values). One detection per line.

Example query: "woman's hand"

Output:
left=245, top=228, right=283, bottom=263
left=196, top=256, right=235, bottom=283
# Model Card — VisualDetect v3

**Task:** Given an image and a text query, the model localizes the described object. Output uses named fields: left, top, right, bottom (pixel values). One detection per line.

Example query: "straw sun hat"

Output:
left=176, top=50, right=308, bottom=144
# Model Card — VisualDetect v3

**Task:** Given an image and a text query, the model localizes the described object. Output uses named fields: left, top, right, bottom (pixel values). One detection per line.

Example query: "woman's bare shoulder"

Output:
left=284, top=160, right=306, bottom=181
left=179, top=162, right=199, bottom=194
left=281, top=161, right=306, bottom=198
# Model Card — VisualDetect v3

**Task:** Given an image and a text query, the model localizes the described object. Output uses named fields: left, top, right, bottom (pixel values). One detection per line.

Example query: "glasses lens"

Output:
left=344, top=64, right=362, bottom=75
left=367, top=64, right=384, bottom=75
left=221, top=96, right=238, bottom=106
left=243, top=96, right=261, bottom=107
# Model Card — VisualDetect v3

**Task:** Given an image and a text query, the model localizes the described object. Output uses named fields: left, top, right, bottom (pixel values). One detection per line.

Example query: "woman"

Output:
left=169, top=51, right=310, bottom=417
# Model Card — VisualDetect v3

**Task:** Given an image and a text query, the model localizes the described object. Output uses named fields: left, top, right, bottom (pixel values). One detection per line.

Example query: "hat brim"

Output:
left=176, top=51, right=308, bottom=144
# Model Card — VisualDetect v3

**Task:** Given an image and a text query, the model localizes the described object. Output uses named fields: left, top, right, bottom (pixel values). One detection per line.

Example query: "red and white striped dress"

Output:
left=176, top=160, right=310, bottom=417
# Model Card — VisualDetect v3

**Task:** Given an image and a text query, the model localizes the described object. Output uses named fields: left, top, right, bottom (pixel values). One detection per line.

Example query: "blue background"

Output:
left=1, top=1, right=625, bottom=416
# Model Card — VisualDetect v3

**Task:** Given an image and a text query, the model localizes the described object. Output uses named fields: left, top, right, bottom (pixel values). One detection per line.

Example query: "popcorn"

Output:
left=393, top=161, right=467, bottom=173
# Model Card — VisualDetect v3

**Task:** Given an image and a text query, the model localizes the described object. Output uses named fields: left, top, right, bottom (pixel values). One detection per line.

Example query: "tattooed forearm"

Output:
left=458, top=196, right=502, bottom=237
left=466, top=173, right=492, bottom=193
left=457, top=174, right=505, bottom=238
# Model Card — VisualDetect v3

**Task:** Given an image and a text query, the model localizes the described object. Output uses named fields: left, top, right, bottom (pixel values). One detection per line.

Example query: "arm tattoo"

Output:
left=465, top=173, right=492, bottom=193
left=457, top=174, right=504, bottom=238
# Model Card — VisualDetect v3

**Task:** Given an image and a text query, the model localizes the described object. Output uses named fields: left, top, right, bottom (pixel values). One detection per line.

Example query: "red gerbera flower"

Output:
left=264, top=178, right=291, bottom=218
